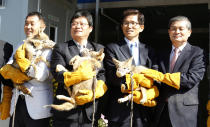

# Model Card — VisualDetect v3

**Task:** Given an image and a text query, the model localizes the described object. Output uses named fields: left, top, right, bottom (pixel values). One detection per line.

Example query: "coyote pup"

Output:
left=13, top=32, right=55, bottom=96
left=46, top=48, right=104, bottom=111
left=112, top=57, right=149, bottom=104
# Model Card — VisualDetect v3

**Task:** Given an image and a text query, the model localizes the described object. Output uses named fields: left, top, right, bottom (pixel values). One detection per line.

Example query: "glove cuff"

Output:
left=163, top=72, right=180, bottom=90
left=63, top=72, right=81, bottom=87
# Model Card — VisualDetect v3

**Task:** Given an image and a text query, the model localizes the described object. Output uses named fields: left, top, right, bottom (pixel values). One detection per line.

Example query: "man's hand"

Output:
left=0, top=64, right=31, bottom=84
left=75, top=80, right=107, bottom=105
left=141, top=69, right=180, bottom=90
left=125, top=73, right=154, bottom=90
left=63, top=60, right=96, bottom=87
left=0, top=86, right=12, bottom=120
left=15, top=43, right=31, bottom=72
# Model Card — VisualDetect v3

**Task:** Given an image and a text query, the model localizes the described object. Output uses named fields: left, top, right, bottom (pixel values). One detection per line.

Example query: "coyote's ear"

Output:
left=98, top=48, right=104, bottom=54
left=96, top=48, right=105, bottom=61
left=112, top=58, right=121, bottom=68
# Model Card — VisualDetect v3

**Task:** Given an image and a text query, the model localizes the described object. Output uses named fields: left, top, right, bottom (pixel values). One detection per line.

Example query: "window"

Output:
left=49, top=25, right=57, bottom=42
left=0, top=0, right=6, bottom=8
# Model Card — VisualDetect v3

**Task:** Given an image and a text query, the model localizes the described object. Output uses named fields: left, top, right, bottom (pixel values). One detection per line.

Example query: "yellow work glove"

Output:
left=0, top=64, right=31, bottom=84
left=126, top=73, right=153, bottom=90
left=141, top=100, right=157, bottom=107
left=141, top=69, right=180, bottom=90
left=0, top=86, right=12, bottom=120
left=207, top=100, right=210, bottom=127
left=75, top=80, right=107, bottom=105
left=15, top=43, right=31, bottom=73
left=63, top=60, right=96, bottom=87
left=131, top=86, right=159, bottom=105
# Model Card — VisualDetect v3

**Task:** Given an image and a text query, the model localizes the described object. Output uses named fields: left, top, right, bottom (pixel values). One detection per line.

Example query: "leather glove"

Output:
left=63, top=60, right=96, bottom=87
left=132, top=86, right=159, bottom=105
left=141, top=100, right=157, bottom=107
left=0, top=86, right=12, bottom=120
left=207, top=100, right=210, bottom=127
left=126, top=73, right=153, bottom=90
left=141, top=69, right=180, bottom=90
left=0, top=64, right=31, bottom=84
left=75, top=80, right=107, bottom=105
left=15, top=43, right=31, bottom=73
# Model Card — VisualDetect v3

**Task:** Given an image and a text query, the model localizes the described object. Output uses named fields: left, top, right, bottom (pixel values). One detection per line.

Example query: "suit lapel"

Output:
left=162, top=47, right=171, bottom=73
left=119, top=40, right=133, bottom=60
left=172, top=43, right=191, bottom=72
left=86, top=41, right=94, bottom=50
left=67, top=40, right=80, bottom=57
left=139, top=42, right=148, bottom=66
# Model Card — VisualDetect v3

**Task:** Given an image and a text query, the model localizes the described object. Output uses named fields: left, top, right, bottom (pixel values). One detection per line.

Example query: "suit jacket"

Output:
left=50, top=40, right=105, bottom=121
left=0, top=40, right=13, bottom=98
left=104, top=39, right=157, bottom=123
left=155, top=43, right=206, bottom=127
left=10, top=48, right=53, bottom=120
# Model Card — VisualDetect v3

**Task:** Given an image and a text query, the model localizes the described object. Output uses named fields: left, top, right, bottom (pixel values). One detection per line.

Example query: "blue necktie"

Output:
left=130, top=42, right=139, bottom=65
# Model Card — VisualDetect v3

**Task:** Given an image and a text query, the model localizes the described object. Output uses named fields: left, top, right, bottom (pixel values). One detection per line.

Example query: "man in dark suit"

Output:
left=50, top=10, right=107, bottom=127
left=104, top=9, right=158, bottom=127
left=141, top=16, right=206, bottom=127
left=0, top=40, right=13, bottom=120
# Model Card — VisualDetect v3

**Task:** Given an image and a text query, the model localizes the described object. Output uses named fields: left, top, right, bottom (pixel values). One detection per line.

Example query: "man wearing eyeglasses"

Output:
left=104, top=9, right=158, bottom=127
left=50, top=10, right=107, bottom=127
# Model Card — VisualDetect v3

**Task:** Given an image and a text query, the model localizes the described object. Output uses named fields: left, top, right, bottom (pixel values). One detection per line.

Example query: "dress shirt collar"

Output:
left=73, top=40, right=87, bottom=52
left=124, top=37, right=139, bottom=48
left=171, top=42, right=187, bottom=53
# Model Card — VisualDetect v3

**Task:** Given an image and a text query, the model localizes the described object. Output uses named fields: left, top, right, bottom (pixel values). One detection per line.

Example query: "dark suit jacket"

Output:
left=50, top=40, right=105, bottom=121
left=104, top=39, right=157, bottom=123
left=0, top=40, right=13, bottom=98
left=155, top=43, right=206, bottom=127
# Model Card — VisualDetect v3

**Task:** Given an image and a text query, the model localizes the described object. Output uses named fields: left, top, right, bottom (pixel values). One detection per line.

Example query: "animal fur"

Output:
left=45, top=48, right=104, bottom=111
left=112, top=57, right=149, bottom=104
left=12, top=32, right=55, bottom=96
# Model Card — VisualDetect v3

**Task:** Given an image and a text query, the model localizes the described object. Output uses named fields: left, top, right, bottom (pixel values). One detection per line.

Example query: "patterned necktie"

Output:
left=170, top=48, right=179, bottom=72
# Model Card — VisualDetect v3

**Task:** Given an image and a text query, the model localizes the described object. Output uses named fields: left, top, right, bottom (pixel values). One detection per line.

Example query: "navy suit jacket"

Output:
left=50, top=40, right=105, bottom=121
left=0, top=40, right=13, bottom=98
left=155, top=42, right=206, bottom=127
left=104, top=39, right=157, bottom=123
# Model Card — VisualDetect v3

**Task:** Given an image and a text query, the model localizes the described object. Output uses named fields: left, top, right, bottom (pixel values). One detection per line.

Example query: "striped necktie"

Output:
left=170, top=48, right=179, bottom=72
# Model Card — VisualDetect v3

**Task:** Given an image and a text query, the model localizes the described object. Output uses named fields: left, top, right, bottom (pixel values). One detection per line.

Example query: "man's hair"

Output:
left=168, top=16, right=191, bottom=30
left=70, top=10, right=93, bottom=27
left=25, top=12, right=45, bottom=23
left=122, top=9, right=145, bottom=25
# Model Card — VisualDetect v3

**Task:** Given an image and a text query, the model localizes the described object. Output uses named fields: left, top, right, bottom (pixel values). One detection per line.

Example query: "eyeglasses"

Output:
left=123, top=22, right=140, bottom=27
left=71, top=22, right=89, bottom=27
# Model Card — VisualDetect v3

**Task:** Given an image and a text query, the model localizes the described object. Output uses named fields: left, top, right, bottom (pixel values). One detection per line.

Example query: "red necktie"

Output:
left=170, top=48, right=179, bottom=72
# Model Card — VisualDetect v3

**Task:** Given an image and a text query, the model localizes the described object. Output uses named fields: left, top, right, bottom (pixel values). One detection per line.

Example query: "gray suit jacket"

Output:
left=156, top=43, right=206, bottom=127
left=10, top=48, right=53, bottom=120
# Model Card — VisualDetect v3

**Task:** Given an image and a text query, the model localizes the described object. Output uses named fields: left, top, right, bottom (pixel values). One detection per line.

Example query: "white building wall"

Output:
left=0, top=0, right=76, bottom=127
left=0, top=0, right=28, bottom=50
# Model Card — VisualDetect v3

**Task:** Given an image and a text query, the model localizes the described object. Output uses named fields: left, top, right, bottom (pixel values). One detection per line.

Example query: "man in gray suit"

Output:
left=0, top=12, right=53, bottom=127
left=141, top=16, right=206, bottom=127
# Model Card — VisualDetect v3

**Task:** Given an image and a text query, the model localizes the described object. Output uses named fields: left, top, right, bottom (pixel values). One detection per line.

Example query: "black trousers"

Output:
left=157, top=104, right=172, bottom=127
left=9, top=96, right=51, bottom=127
left=108, top=117, right=144, bottom=127
left=53, top=109, right=97, bottom=127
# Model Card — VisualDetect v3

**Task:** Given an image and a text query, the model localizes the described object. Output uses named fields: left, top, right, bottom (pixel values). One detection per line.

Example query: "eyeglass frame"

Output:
left=122, top=21, right=140, bottom=27
left=71, top=22, right=89, bottom=27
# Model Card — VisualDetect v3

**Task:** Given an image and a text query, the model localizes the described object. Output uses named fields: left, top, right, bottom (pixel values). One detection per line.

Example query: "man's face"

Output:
left=168, top=20, right=192, bottom=46
left=24, top=15, right=42, bottom=38
left=121, top=14, right=144, bottom=40
left=70, top=16, right=93, bottom=41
